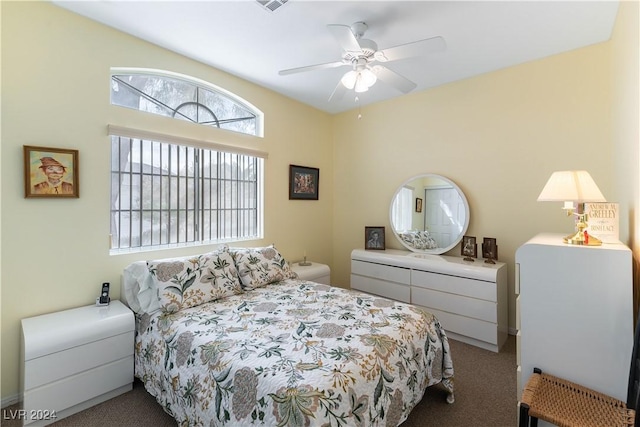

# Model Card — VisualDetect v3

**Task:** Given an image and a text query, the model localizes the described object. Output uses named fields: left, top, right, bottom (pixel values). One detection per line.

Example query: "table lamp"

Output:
left=537, top=170, right=606, bottom=246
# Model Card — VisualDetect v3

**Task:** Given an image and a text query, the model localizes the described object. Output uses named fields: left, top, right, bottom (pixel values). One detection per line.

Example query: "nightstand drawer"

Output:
left=22, top=303, right=134, bottom=360
left=24, top=356, right=133, bottom=420
left=24, top=331, right=134, bottom=390
left=412, top=287, right=497, bottom=323
left=411, top=270, right=496, bottom=301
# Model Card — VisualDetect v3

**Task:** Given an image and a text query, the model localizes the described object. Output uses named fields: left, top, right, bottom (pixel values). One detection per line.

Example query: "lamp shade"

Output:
left=537, top=170, right=606, bottom=202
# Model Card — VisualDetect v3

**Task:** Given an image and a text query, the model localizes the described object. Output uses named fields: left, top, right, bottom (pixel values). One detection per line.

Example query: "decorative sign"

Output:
left=583, top=202, right=619, bottom=243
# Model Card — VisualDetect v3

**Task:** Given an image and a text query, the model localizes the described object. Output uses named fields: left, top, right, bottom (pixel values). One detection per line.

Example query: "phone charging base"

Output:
left=96, top=297, right=110, bottom=307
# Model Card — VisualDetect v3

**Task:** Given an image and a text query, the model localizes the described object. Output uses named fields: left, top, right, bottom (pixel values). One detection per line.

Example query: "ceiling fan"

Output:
left=279, top=21, right=446, bottom=102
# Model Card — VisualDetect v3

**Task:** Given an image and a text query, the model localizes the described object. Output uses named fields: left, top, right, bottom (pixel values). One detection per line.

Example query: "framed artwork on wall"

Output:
left=289, top=164, right=319, bottom=200
left=24, top=145, right=79, bottom=198
left=365, top=226, right=385, bottom=250
left=416, top=198, right=423, bottom=213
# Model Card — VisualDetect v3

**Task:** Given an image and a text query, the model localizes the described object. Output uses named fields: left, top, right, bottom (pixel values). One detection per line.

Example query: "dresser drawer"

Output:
left=424, top=307, right=498, bottom=345
left=351, top=274, right=410, bottom=303
left=351, top=260, right=410, bottom=284
left=412, top=287, right=497, bottom=323
left=411, top=270, right=496, bottom=301
left=24, top=331, right=134, bottom=390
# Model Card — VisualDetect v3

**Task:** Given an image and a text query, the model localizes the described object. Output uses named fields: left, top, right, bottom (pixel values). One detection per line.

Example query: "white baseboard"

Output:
left=1, top=393, right=21, bottom=409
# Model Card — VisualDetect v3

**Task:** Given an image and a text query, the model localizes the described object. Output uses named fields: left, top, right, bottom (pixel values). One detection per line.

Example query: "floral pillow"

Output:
left=147, top=249, right=242, bottom=313
left=228, top=245, right=298, bottom=290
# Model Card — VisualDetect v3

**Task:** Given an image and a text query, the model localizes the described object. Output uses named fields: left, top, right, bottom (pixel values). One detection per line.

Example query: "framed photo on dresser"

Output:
left=482, top=237, right=498, bottom=260
left=461, top=235, right=477, bottom=259
left=365, top=226, right=385, bottom=250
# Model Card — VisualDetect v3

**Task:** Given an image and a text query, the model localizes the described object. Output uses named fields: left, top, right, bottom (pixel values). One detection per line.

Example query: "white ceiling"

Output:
left=52, top=0, right=619, bottom=114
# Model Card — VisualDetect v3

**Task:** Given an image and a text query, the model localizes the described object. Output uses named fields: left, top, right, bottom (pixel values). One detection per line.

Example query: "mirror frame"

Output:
left=389, top=174, right=470, bottom=255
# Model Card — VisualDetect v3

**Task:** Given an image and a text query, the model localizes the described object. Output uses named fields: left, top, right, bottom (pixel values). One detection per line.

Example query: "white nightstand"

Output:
left=290, top=261, right=331, bottom=284
left=21, top=300, right=135, bottom=426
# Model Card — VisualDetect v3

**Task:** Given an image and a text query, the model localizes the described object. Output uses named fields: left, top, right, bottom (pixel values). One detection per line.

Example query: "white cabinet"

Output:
left=515, top=233, right=633, bottom=409
left=21, top=300, right=135, bottom=426
left=290, top=261, right=331, bottom=284
left=351, top=249, right=508, bottom=352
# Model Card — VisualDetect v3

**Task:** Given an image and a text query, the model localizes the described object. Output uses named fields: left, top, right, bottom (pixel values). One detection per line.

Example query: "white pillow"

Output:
left=122, top=261, right=160, bottom=314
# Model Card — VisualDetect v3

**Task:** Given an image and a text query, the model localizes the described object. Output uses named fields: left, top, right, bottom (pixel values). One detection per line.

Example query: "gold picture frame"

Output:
left=24, top=145, right=79, bottom=198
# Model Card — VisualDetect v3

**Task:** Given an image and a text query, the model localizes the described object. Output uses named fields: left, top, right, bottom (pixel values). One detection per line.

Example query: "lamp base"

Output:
left=563, top=231, right=602, bottom=246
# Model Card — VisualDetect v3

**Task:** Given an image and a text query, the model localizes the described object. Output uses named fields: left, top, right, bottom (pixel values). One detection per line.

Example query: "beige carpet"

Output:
left=2, top=336, right=516, bottom=427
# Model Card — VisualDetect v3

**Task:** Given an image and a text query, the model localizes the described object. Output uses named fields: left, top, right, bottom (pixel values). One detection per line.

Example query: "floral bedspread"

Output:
left=135, top=279, right=454, bottom=427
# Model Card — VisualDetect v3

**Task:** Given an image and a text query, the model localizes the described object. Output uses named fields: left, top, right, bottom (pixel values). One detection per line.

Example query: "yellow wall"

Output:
left=2, top=0, right=638, bottom=404
left=331, top=2, right=638, bottom=335
left=610, top=1, right=640, bottom=319
left=332, top=40, right=612, bottom=317
left=0, top=2, right=333, bottom=399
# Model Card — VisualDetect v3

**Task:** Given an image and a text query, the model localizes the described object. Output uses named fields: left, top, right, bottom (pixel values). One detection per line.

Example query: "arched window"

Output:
left=110, top=69, right=262, bottom=137
left=109, top=70, right=265, bottom=253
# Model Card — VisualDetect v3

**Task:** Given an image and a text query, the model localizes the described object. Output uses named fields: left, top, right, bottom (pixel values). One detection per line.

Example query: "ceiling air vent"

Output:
left=256, top=0, right=289, bottom=13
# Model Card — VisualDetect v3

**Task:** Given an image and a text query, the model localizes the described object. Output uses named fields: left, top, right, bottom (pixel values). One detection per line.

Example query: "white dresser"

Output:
left=21, top=300, right=135, bottom=426
left=515, top=233, right=633, bottom=410
left=351, top=249, right=508, bottom=352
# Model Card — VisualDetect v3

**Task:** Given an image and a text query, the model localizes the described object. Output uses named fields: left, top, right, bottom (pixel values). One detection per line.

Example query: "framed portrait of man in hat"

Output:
left=24, top=145, right=79, bottom=198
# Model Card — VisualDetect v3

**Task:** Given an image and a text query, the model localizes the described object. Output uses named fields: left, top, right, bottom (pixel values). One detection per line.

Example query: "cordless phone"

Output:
left=97, top=282, right=110, bottom=306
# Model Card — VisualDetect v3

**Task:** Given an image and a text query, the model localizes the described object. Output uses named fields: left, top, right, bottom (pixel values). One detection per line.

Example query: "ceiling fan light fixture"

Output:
left=354, top=78, right=369, bottom=93
left=342, top=68, right=377, bottom=92
left=341, top=70, right=358, bottom=89
left=360, top=68, right=377, bottom=87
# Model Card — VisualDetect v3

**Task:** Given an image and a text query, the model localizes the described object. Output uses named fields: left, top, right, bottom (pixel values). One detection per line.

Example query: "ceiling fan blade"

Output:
left=327, top=24, right=362, bottom=53
left=374, top=36, right=446, bottom=62
left=279, top=60, right=346, bottom=76
left=371, top=65, right=417, bottom=93
left=328, top=80, right=348, bottom=102
left=328, top=81, right=348, bottom=102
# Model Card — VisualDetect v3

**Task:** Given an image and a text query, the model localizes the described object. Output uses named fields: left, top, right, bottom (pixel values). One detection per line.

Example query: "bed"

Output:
left=122, top=245, right=454, bottom=426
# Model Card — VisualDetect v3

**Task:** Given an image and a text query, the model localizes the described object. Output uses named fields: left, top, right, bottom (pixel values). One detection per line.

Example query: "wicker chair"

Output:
left=519, top=316, right=640, bottom=427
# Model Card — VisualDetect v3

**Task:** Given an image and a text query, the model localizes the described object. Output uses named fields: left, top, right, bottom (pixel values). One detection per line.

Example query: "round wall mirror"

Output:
left=389, top=174, right=470, bottom=254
